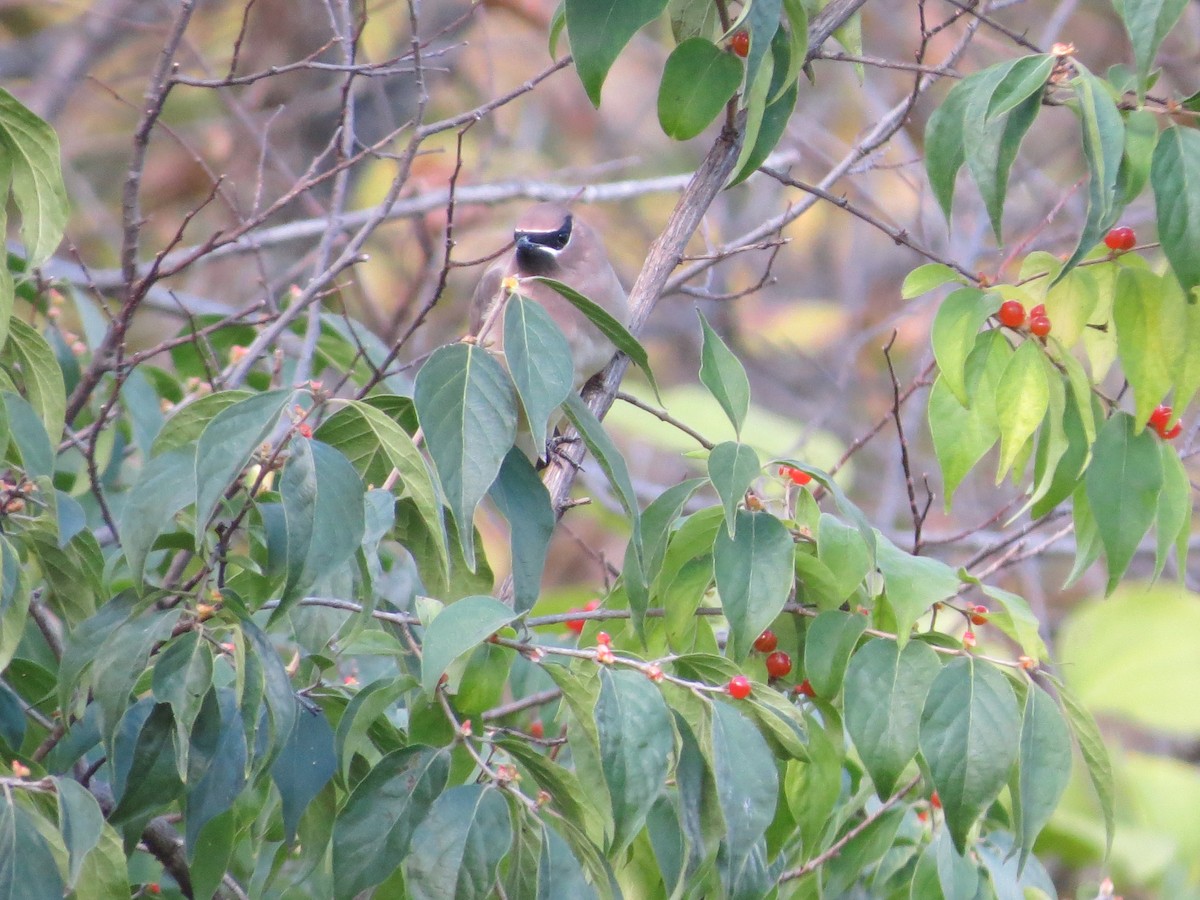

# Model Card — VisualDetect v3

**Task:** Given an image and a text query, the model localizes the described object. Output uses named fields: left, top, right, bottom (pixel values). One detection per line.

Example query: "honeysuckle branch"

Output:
left=616, top=390, right=715, bottom=450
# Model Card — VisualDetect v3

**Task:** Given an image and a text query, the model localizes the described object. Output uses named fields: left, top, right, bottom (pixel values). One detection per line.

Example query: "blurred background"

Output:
left=2, top=0, right=1198, bottom=895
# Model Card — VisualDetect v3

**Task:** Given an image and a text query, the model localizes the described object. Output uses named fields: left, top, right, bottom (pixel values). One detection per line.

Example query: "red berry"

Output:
left=727, top=674, right=752, bottom=699
left=765, top=651, right=793, bottom=678
left=1030, top=304, right=1046, bottom=318
left=596, top=631, right=612, bottom=646
left=970, top=604, right=989, bottom=626
left=778, top=465, right=812, bottom=486
left=297, top=423, right=313, bottom=438
left=565, top=599, right=601, bottom=634
left=1163, top=422, right=1183, bottom=440
left=1148, top=405, right=1172, bottom=435
left=997, top=300, right=1026, bottom=328
left=794, top=678, right=816, bottom=698
left=753, top=630, right=778, bottom=653
left=529, top=720, right=545, bottom=739
left=930, top=790, right=942, bottom=809
left=730, top=30, right=750, bottom=58
left=1029, top=315, right=1052, bottom=337
left=1104, top=226, right=1136, bottom=252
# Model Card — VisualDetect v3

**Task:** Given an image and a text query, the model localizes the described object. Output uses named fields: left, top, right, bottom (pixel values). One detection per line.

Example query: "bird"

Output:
left=470, top=202, right=628, bottom=391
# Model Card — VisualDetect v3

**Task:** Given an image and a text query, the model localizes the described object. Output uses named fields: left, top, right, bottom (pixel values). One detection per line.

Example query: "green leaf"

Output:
left=4, top=318, right=65, bottom=444
left=707, top=441, right=760, bottom=537
left=414, top=343, right=517, bottom=570
left=194, top=389, right=291, bottom=543
left=928, top=375, right=998, bottom=509
left=994, top=339, right=1050, bottom=481
left=420, top=596, right=519, bottom=694
left=711, top=700, right=777, bottom=870
left=980, top=584, right=1049, bottom=660
left=0, top=88, right=68, bottom=266
left=933, top=826, right=981, bottom=899
left=151, top=630, right=213, bottom=775
left=1029, top=382, right=1091, bottom=520
left=803, top=609, right=868, bottom=700
left=277, top=439, right=366, bottom=613
left=489, top=449, right=555, bottom=614
left=332, top=746, right=450, bottom=900
left=727, top=79, right=796, bottom=187
left=318, top=399, right=448, bottom=583
left=1013, top=684, right=1072, bottom=873
left=1057, top=66, right=1126, bottom=282
left=668, top=0, right=718, bottom=42
left=235, top=611, right=297, bottom=765
left=983, top=54, right=1052, bottom=122
left=925, top=74, right=974, bottom=221
left=0, top=539, right=29, bottom=677
left=919, top=657, right=1021, bottom=853
left=184, top=688, right=248, bottom=856
left=1152, top=125, right=1200, bottom=302
left=333, top=675, right=413, bottom=782
left=534, top=277, right=659, bottom=397
left=624, top=477, right=706, bottom=636
left=1170, top=280, right=1200, bottom=410
left=713, top=509, right=794, bottom=661
left=108, top=701, right=183, bottom=824
left=901, top=263, right=964, bottom=299
left=1113, top=267, right=1178, bottom=427
left=271, top=704, right=336, bottom=844
left=1118, top=107, right=1159, bottom=206
left=1119, top=0, right=1189, bottom=100
left=1154, top=443, right=1190, bottom=581
left=504, top=294, right=574, bottom=450
left=561, top=391, right=640, bottom=523
left=823, top=807, right=906, bottom=897
left=931, top=288, right=992, bottom=406
left=697, top=311, right=751, bottom=436
left=0, top=790, right=65, bottom=899
left=845, top=639, right=942, bottom=798
left=406, top=786, right=513, bottom=900
left=93, top=608, right=180, bottom=751
left=55, top=777, right=104, bottom=889
left=875, top=534, right=962, bottom=646
left=2, top=392, right=51, bottom=479
left=1084, top=411, right=1162, bottom=592
left=596, top=668, right=674, bottom=855
left=1049, top=675, right=1115, bottom=855
left=816, top=513, right=871, bottom=604
left=658, top=39, right=743, bottom=140
left=565, top=0, right=668, bottom=106
left=962, top=61, right=1043, bottom=240
left=152, top=390, right=252, bottom=454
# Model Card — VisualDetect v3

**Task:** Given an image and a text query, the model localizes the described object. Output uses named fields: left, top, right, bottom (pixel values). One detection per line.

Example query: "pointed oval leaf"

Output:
left=565, top=0, right=668, bottom=106
left=0, top=792, right=65, bottom=899
left=994, top=339, right=1050, bottom=480
left=414, top=343, right=517, bottom=570
left=1152, top=125, right=1200, bottom=302
left=405, top=785, right=513, bottom=900
left=707, top=441, right=760, bottom=537
left=845, top=639, right=942, bottom=798
left=711, top=699, right=777, bottom=865
left=697, top=311, right=751, bottom=436
left=928, top=375, right=999, bottom=510
left=1113, top=267, right=1178, bottom=427
left=332, top=746, right=450, bottom=900
left=658, top=39, right=744, bottom=140
left=194, top=389, right=291, bottom=542
left=561, top=391, right=639, bottom=522
left=1084, top=411, right=1163, bottom=592
left=4, top=318, right=65, bottom=444
left=931, top=288, right=992, bottom=407
left=0, top=88, right=68, bottom=265
left=875, top=534, right=962, bottom=646
left=1119, top=0, right=1189, bottom=99
left=1048, top=675, right=1114, bottom=855
left=120, top=450, right=196, bottom=589
left=2, top=391, right=50, bottom=479
left=489, top=449, right=555, bottom=614
left=277, top=438, right=366, bottom=612
left=55, top=777, right=104, bottom=889
left=983, top=54, right=1053, bottom=122
left=919, top=657, right=1021, bottom=853
left=925, top=74, right=975, bottom=221
left=803, top=609, right=868, bottom=699
left=420, top=595, right=519, bottom=694
left=596, top=668, right=674, bottom=855
left=901, top=263, right=964, bottom=299
left=1014, top=684, right=1072, bottom=871
left=271, top=703, right=336, bottom=844
left=714, top=508, right=794, bottom=661
left=504, top=295, right=574, bottom=449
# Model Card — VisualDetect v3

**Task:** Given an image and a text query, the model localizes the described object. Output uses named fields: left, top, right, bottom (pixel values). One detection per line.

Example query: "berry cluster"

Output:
left=997, top=300, right=1051, bottom=338
left=1148, top=404, right=1183, bottom=441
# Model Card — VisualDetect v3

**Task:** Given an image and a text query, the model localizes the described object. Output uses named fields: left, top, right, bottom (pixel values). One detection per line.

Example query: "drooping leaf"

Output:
left=4, top=318, right=65, bottom=444
left=405, top=784, right=513, bottom=900
left=919, top=657, right=1021, bottom=853
left=713, top=509, right=794, bottom=661
left=596, top=668, right=674, bottom=855
left=658, top=39, right=743, bottom=140
left=815, top=513, right=871, bottom=604
left=875, top=535, right=962, bottom=646
left=332, top=746, right=450, bottom=900
left=0, top=88, right=68, bottom=266
left=845, top=639, right=942, bottom=798
left=994, top=339, right=1050, bottom=481
left=489, top=449, right=555, bottom=614
left=414, top=343, right=517, bottom=570
left=1047, top=675, right=1115, bottom=855
left=1154, top=443, right=1190, bottom=581
left=1084, top=411, right=1162, bottom=593
left=504, top=294, right=574, bottom=450
left=697, top=311, right=751, bottom=436
left=624, top=478, right=706, bottom=636
left=1152, top=125, right=1200, bottom=302
left=1113, top=267, right=1178, bottom=428
left=1118, top=0, right=1189, bottom=100
left=277, top=438, right=365, bottom=614
left=565, top=0, right=668, bottom=106
left=928, top=375, right=998, bottom=509
left=120, top=449, right=196, bottom=589
left=561, top=391, right=640, bottom=523
left=925, top=74, right=974, bottom=221
left=711, top=700, right=777, bottom=874
left=184, top=688, right=248, bottom=856
left=707, top=441, right=760, bottom=537
left=151, top=630, right=213, bottom=775
left=55, top=777, right=104, bottom=889
left=1012, top=683, right=1072, bottom=872
left=194, top=389, right=291, bottom=543
left=420, top=596, right=519, bottom=694
left=931, top=288, right=993, bottom=407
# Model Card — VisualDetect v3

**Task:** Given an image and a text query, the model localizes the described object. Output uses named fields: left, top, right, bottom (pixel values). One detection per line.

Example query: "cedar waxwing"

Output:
left=471, top=203, right=628, bottom=390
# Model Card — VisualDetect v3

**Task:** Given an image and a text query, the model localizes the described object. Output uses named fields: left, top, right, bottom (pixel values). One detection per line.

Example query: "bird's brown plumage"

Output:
left=470, top=203, right=627, bottom=389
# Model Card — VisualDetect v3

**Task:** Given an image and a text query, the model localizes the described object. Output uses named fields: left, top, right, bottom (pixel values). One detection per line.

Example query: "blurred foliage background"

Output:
left=2, top=1, right=1198, bottom=895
